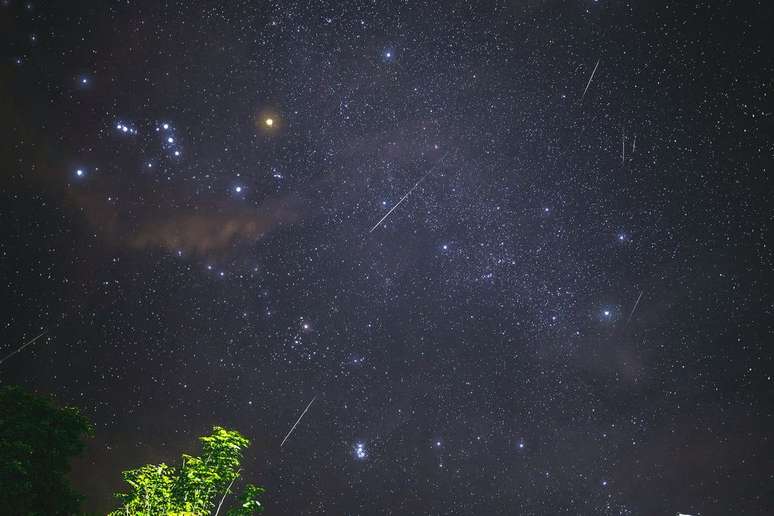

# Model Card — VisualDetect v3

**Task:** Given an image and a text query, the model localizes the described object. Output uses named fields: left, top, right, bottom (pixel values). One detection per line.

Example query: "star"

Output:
left=115, top=123, right=137, bottom=135
left=265, top=118, right=274, bottom=127
left=599, top=308, right=618, bottom=322
left=75, top=169, right=84, bottom=177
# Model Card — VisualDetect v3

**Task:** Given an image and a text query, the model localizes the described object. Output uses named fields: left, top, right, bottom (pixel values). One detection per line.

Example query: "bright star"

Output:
left=116, top=123, right=136, bottom=134
left=167, top=137, right=174, bottom=143
left=265, top=118, right=274, bottom=127
left=235, top=186, right=242, bottom=193
left=75, top=169, right=84, bottom=177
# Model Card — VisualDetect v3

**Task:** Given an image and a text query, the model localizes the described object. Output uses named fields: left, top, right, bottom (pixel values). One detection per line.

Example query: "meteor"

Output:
left=369, top=151, right=450, bottom=233
left=580, top=58, right=600, bottom=102
left=280, top=396, right=317, bottom=448
left=625, top=291, right=644, bottom=328
left=0, top=331, right=47, bottom=366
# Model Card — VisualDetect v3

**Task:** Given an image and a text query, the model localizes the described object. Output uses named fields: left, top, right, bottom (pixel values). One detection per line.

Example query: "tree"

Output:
left=110, top=426, right=264, bottom=516
left=0, top=385, right=94, bottom=516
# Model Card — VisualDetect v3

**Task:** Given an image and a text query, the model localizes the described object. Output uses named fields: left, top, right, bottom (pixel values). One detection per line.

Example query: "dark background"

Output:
left=1, top=1, right=772, bottom=514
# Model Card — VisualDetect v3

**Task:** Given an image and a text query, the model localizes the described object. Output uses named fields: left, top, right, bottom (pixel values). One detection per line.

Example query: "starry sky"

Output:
left=1, top=1, right=773, bottom=514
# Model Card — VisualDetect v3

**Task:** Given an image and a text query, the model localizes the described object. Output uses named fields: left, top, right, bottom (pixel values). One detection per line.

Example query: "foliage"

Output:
left=110, top=426, right=264, bottom=516
left=0, top=384, right=94, bottom=516
left=226, top=485, right=266, bottom=516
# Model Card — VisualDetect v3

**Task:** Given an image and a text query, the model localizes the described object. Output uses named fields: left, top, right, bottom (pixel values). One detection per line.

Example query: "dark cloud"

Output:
left=66, top=184, right=302, bottom=256
left=127, top=197, right=300, bottom=255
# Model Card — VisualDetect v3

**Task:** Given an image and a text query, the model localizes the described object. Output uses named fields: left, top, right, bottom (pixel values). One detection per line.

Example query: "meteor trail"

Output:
left=369, top=151, right=449, bottom=233
left=580, top=58, right=600, bottom=102
left=280, top=395, right=317, bottom=448
left=0, top=331, right=47, bottom=366
left=625, top=291, right=644, bottom=327
left=622, top=127, right=626, bottom=164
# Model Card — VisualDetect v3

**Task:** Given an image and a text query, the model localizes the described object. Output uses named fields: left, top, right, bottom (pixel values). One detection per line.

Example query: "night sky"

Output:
left=2, top=1, right=773, bottom=514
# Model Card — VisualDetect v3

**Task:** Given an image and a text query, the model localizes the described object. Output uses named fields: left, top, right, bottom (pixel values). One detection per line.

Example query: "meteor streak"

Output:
left=369, top=151, right=449, bottom=233
left=625, top=291, right=644, bottom=327
left=580, top=58, right=600, bottom=102
left=280, top=396, right=317, bottom=448
left=0, top=331, right=47, bottom=366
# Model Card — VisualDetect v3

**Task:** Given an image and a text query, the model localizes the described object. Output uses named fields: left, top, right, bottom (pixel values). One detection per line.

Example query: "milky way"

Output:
left=1, top=1, right=772, bottom=514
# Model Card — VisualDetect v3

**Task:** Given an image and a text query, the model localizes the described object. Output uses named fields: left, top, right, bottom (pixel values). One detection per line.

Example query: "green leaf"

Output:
left=111, top=426, right=264, bottom=515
